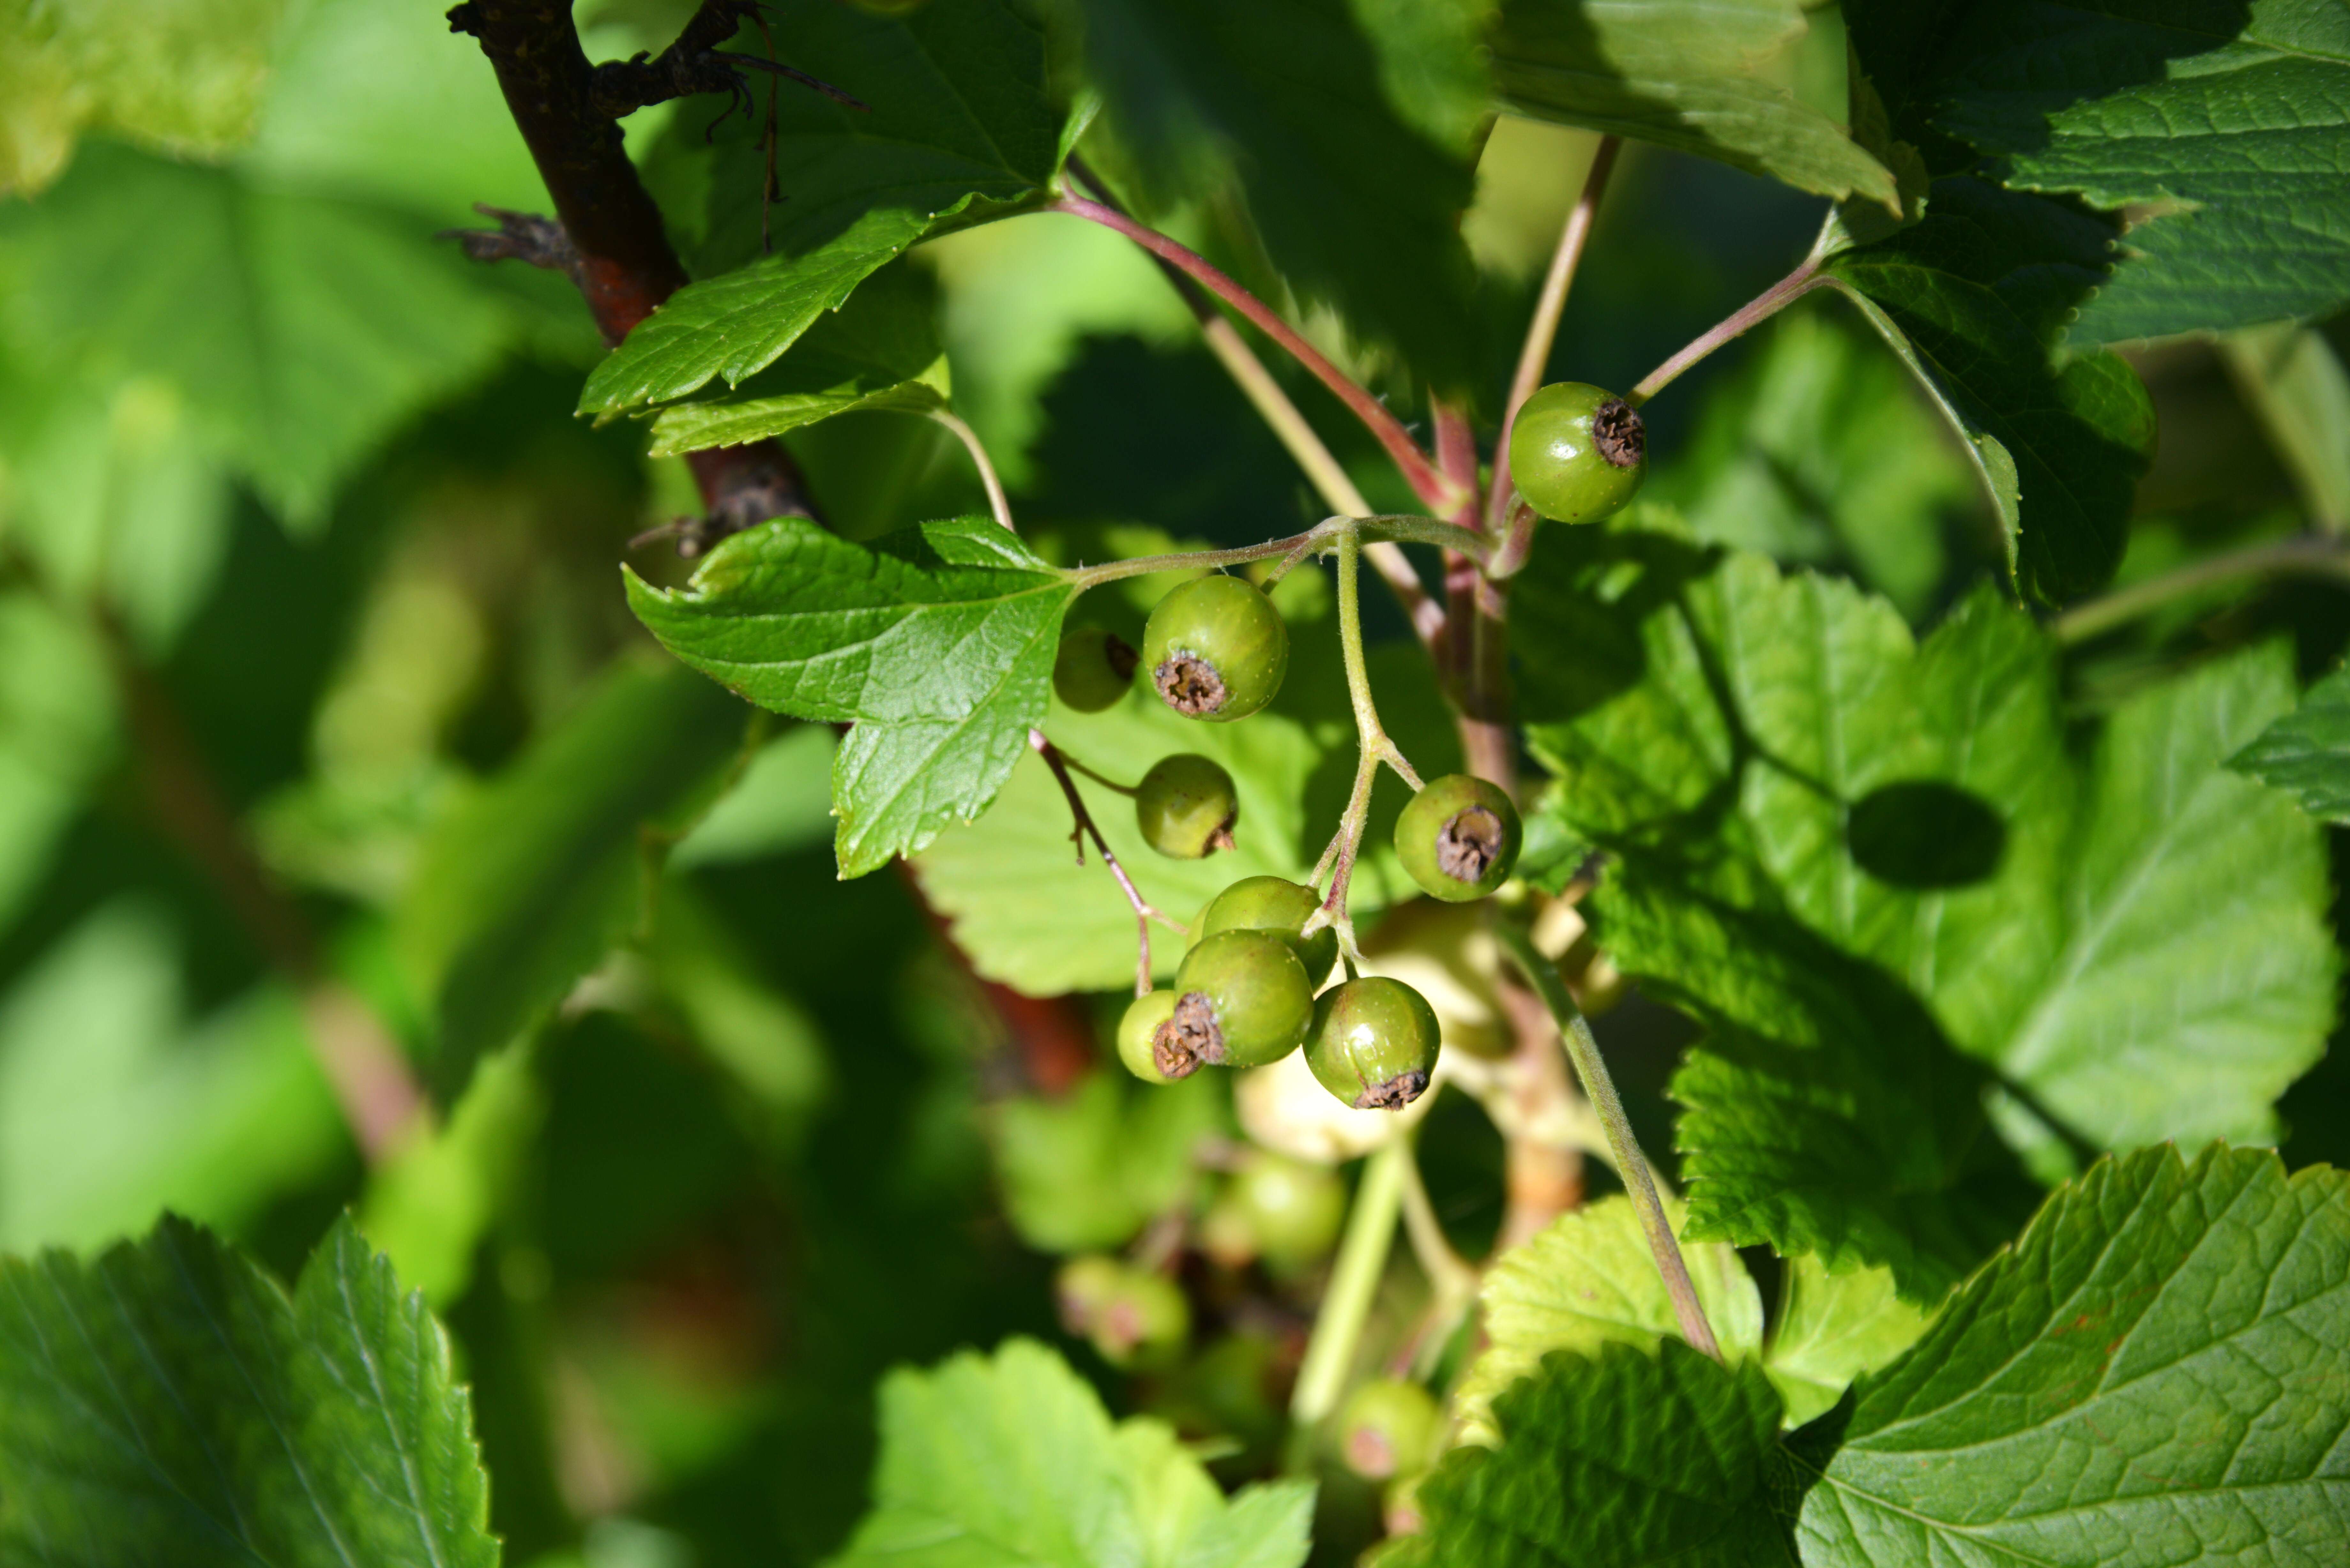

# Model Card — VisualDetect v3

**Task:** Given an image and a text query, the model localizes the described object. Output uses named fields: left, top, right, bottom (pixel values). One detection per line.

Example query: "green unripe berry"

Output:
left=1136, top=754, right=1238, bottom=859
left=1395, top=774, right=1521, bottom=902
left=1224, top=1150, right=1345, bottom=1271
left=1305, top=977, right=1441, bottom=1111
left=1142, top=575, right=1288, bottom=721
left=1055, top=1255, right=1188, bottom=1370
left=1116, top=990, right=1192, bottom=1084
left=1053, top=624, right=1140, bottom=712
left=1508, top=381, right=1646, bottom=524
left=1168, top=930, right=1313, bottom=1071
left=1196, top=876, right=1338, bottom=984
left=1338, top=1378, right=1444, bottom=1480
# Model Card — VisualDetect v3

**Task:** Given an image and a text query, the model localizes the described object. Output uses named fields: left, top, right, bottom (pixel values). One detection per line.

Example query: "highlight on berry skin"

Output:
left=1142, top=574, right=1290, bottom=722
left=1507, top=380, right=1647, bottom=525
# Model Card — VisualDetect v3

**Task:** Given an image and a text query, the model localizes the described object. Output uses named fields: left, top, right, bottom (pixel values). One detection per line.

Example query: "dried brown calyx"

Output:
left=1155, top=652, right=1227, bottom=716
left=1352, top=1069, right=1431, bottom=1112
left=1436, top=805, right=1506, bottom=882
left=1104, top=633, right=1140, bottom=684
left=1592, top=398, right=1644, bottom=469
left=1165, top=990, right=1228, bottom=1067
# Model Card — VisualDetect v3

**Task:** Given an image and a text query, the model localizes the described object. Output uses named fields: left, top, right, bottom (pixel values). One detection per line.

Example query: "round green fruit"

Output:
left=1305, top=977, right=1441, bottom=1111
left=1116, top=990, right=1192, bottom=1084
left=1338, top=1378, right=1444, bottom=1480
left=1053, top=624, right=1140, bottom=712
left=1196, top=876, right=1338, bottom=983
left=1395, top=774, right=1521, bottom=901
left=1056, top=1255, right=1189, bottom=1370
left=1224, top=1149, right=1345, bottom=1271
left=1167, top=930, right=1313, bottom=1071
left=1508, top=381, right=1646, bottom=524
left=1136, top=754, right=1238, bottom=859
left=1142, top=575, right=1288, bottom=721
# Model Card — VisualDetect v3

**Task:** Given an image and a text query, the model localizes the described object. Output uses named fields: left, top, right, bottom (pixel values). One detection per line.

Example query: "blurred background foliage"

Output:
left=0, top=1, right=2343, bottom=1565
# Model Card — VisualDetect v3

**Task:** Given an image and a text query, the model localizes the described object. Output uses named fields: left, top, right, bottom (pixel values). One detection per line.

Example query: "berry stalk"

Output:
left=1031, top=730, right=1180, bottom=998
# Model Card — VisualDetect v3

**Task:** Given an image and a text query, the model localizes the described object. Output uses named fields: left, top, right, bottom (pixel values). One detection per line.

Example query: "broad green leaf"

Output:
left=628, top=517, right=1078, bottom=877
left=1762, top=1258, right=1931, bottom=1428
left=2230, top=663, right=2350, bottom=824
left=1452, top=1195, right=1765, bottom=1447
left=671, top=724, right=839, bottom=868
left=1922, top=0, right=2350, bottom=343
left=397, top=659, right=750, bottom=1097
left=0, top=902, right=344, bottom=1254
left=1797, top=1144, right=2350, bottom=1567
left=0, top=1215, right=496, bottom=1567
left=586, top=0, right=1067, bottom=413
left=992, top=1072, right=1224, bottom=1253
left=822, top=1337, right=1314, bottom=1568
left=1385, top=1340, right=1798, bottom=1568
left=0, top=0, right=284, bottom=196
left=358, top=1043, right=542, bottom=1307
left=1493, top=0, right=1899, bottom=209
left=1822, top=176, right=2156, bottom=605
left=1517, top=529, right=2336, bottom=1296
left=2220, top=322, right=2350, bottom=532
left=0, top=144, right=514, bottom=528
left=1071, top=0, right=1488, bottom=391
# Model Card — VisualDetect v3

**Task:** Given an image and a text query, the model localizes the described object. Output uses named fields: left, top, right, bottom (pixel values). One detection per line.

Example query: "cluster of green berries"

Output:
left=1055, top=1254, right=1188, bottom=1370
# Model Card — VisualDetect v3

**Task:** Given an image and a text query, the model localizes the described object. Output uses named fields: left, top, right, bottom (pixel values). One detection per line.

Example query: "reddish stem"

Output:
left=1031, top=730, right=1166, bottom=999
left=1629, top=257, right=1824, bottom=407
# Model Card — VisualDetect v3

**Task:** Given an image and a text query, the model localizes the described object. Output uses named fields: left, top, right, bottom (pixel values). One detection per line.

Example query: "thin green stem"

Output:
left=2054, top=534, right=2350, bottom=643
left=1627, top=258, right=1825, bottom=408
left=1494, top=921, right=1722, bottom=1363
left=1069, top=515, right=1484, bottom=591
left=1397, top=1132, right=1478, bottom=1305
left=929, top=408, right=1013, bottom=532
left=1287, top=1136, right=1407, bottom=1458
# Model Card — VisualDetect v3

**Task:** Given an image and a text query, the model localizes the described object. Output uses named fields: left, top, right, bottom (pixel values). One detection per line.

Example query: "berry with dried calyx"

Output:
left=1195, top=875, right=1338, bottom=984
left=1055, top=1255, right=1189, bottom=1370
left=1053, top=623, right=1139, bottom=712
left=1338, top=1378, right=1444, bottom=1480
left=1136, top=753, right=1238, bottom=858
left=1304, top=976, right=1441, bottom=1110
left=1142, top=575, right=1288, bottom=721
left=1166, top=930, right=1313, bottom=1071
left=1116, top=989, right=1192, bottom=1084
left=1508, top=381, right=1646, bottom=524
left=1395, top=774, right=1520, bottom=901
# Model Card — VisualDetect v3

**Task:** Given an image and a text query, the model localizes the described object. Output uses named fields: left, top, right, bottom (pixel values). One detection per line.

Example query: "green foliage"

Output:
left=358, top=1042, right=542, bottom=1306
left=0, top=590, right=115, bottom=926
left=1493, top=0, right=1899, bottom=210
left=1797, top=1145, right=2350, bottom=1566
left=588, top=0, right=1070, bottom=415
left=1070, top=0, right=1487, bottom=390
left=1761, top=1259, right=1931, bottom=1429
left=1822, top=177, right=2157, bottom=605
left=1518, top=531, right=2336, bottom=1296
left=2231, top=662, right=2350, bottom=824
left=0, top=1215, right=495, bottom=1567
left=821, top=1338, right=1314, bottom=1568
left=626, top=516, right=1079, bottom=877
left=397, top=660, right=749, bottom=1096
left=992, top=1071, right=1223, bottom=1253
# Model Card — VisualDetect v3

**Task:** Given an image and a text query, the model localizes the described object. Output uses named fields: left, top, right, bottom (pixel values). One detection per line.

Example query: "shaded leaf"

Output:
left=0, top=1215, right=496, bottom=1568
left=2230, top=662, right=2350, bottom=825
left=1762, top=1258, right=1932, bottom=1428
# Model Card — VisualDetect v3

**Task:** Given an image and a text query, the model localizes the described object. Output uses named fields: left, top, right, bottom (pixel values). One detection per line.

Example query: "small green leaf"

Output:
left=1762, top=1258, right=1932, bottom=1429
left=2231, top=663, right=2350, bottom=825
left=1493, top=0, right=1899, bottom=209
left=648, top=368, right=946, bottom=458
left=992, top=1072, right=1224, bottom=1254
left=1822, top=176, right=2156, bottom=605
left=397, top=660, right=749, bottom=1096
left=626, top=516, right=1077, bottom=878
left=1452, top=1194, right=1765, bottom=1447
left=0, top=1215, right=497, bottom=1567
left=1388, top=1340, right=1799, bottom=1568
left=1798, top=1144, right=2350, bottom=1567
left=821, top=1337, right=1314, bottom=1568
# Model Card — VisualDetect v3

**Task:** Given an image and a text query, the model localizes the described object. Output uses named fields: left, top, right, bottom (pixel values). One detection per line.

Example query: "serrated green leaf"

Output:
left=1071, top=0, right=1488, bottom=391
left=626, top=516, right=1078, bottom=878
left=1453, top=1195, right=1766, bottom=1447
left=1920, top=0, right=2350, bottom=343
left=1389, top=1339, right=1799, bottom=1568
left=2231, top=663, right=2350, bottom=824
left=822, top=1337, right=1314, bottom=1568
left=397, top=660, right=749, bottom=1097
left=1493, top=0, right=1899, bottom=209
left=1517, top=530, right=2336, bottom=1297
left=0, top=1214, right=496, bottom=1567
left=1822, top=176, right=2156, bottom=605
left=993, top=1072, right=1225, bottom=1253
left=647, top=367, right=946, bottom=457
left=1797, top=1144, right=2350, bottom=1567
left=1762, top=1258, right=1931, bottom=1429
left=585, top=0, right=1066, bottom=413
left=0, top=143, right=515, bottom=528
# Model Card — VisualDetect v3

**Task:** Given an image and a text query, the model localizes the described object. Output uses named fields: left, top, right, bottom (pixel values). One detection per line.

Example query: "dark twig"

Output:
left=439, top=204, right=584, bottom=287
left=1031, top=730, right=1177, bottom=999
